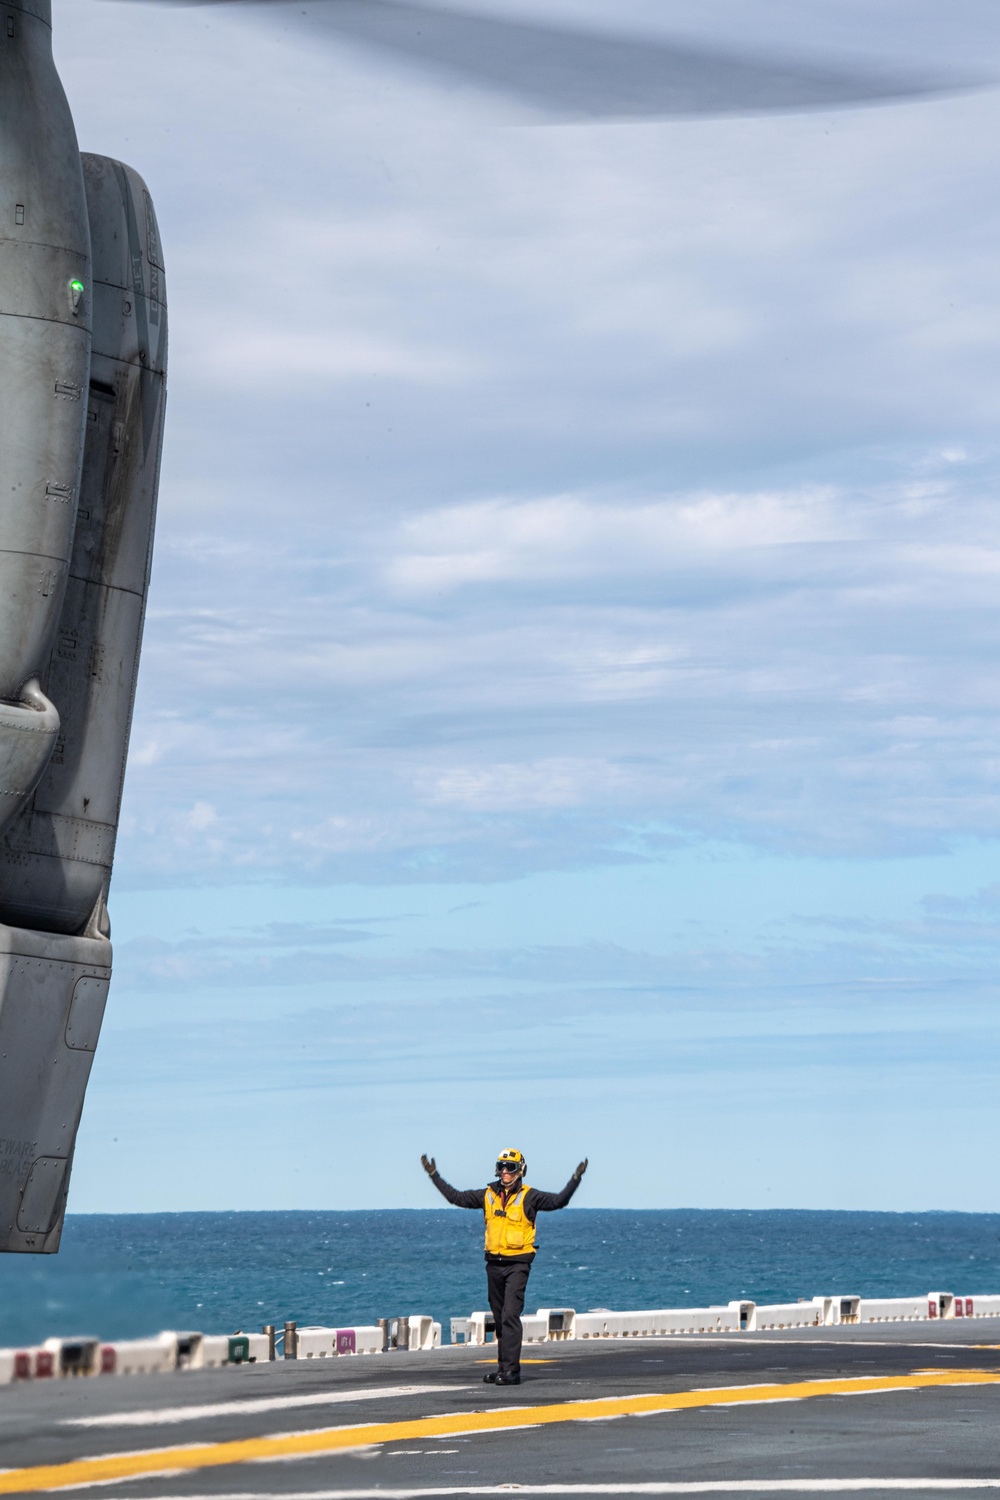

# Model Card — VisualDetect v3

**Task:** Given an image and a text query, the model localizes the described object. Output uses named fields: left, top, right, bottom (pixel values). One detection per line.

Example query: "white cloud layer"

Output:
left=119, top=454, right=1000, bottom=879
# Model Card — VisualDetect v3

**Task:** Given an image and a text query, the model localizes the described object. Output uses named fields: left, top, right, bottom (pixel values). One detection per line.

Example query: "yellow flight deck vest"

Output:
left=484, top=1185, right=536, bottom=1257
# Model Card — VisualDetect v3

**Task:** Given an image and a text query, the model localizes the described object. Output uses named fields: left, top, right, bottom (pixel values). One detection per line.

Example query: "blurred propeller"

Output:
left=127, top=0, right=980, bottom=121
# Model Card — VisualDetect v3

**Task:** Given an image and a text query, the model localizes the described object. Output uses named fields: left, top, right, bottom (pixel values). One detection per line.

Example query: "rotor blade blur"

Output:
left=162, top=0, right=973, bottom=120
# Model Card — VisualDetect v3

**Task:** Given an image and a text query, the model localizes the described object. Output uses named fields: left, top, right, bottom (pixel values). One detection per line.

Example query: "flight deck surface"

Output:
left=2, top=1323, right=1000, bottom=1497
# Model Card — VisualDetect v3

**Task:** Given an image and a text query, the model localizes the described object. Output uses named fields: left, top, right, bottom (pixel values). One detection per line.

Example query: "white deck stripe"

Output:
left=127, top=1481, right=1000, bottom=1497
left=640, top=1338, right=1000, bottom=1349
left=66, top=1384, right=472, bottom=1429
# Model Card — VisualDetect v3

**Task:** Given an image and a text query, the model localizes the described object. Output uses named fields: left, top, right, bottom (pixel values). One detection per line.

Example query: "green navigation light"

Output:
left=69, top=280, right=84, bottom=293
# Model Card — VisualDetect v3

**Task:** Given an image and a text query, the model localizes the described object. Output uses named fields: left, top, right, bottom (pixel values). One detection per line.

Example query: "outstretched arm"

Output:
left=526, top=1159, right=588, bottom=1215
left=420, top=1154, right=487, bottom=1209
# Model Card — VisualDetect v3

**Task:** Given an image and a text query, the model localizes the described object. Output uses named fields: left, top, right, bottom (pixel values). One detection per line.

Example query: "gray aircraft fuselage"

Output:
left=0, top=0, right=166, bottom=1251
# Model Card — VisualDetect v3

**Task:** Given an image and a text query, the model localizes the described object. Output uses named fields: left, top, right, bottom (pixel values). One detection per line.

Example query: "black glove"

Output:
left=573, top=1158, right=588, bottom=1180
left=421, top=1154, right=437, bottom=1176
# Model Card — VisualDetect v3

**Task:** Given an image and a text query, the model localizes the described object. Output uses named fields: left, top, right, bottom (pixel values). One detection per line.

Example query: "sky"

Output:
left=49, top=0, right=1000, bottom=1211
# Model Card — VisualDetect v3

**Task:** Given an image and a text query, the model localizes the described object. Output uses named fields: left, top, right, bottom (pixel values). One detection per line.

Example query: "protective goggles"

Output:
left=496, top=1161, right=523, bottom=1175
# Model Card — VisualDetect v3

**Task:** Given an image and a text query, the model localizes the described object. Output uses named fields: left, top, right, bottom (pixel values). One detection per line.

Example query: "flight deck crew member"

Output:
left=421, top=1148, right=588, bottom=1385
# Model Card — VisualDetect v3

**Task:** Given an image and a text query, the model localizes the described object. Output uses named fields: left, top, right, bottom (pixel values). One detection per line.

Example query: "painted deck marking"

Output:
left=121, top=1483, right=1000, bottom=1497
left=2, top=1368, right=1000, bottom=1495
left=121, top=1488, right=1000, bottom=1500
left=67, top=1383, right=472, bottom=1428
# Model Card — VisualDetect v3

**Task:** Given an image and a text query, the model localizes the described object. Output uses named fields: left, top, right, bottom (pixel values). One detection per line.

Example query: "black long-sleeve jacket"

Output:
left=429, top=1170, right=581, bottom=1262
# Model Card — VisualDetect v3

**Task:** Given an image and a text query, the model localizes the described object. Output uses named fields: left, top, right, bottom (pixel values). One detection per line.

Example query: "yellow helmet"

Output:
left=495, top=1148, right=526, bottom=1177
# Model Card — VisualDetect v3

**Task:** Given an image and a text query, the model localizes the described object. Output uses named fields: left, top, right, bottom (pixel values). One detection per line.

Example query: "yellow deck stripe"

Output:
left=2, top=1368, right=998, bottom=1496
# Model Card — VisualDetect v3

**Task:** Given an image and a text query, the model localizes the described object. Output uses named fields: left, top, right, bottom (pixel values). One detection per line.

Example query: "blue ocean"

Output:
left=1, top=1210, right=999, bottom=1349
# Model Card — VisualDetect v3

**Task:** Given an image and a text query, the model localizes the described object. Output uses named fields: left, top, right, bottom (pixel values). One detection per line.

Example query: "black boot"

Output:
left=495, top=1369, right=521, bottom=1385
left=483, top=1369, right=501, bottom=1383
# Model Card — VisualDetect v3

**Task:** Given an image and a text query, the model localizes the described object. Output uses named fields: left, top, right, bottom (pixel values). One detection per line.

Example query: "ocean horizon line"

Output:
left=61, top=1205, right=1000, bottom=1218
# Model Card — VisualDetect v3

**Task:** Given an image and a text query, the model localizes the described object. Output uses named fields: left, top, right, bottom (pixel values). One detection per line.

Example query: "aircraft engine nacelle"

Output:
left=0, top=156, right=168, bottom=937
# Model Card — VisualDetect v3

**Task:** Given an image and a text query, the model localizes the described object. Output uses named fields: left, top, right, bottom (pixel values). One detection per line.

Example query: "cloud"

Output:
left=382, top=488, right=854, bottom=593
left=420, top=758, right=622, bottom=809
left=109, top=439, right=1000, bottom=884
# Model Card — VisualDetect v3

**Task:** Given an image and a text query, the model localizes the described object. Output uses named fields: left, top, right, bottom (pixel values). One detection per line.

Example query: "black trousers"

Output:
left=486, top=1258, right=531, bottom=1373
